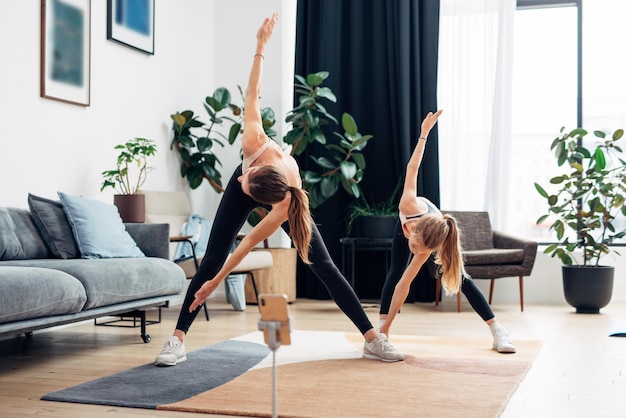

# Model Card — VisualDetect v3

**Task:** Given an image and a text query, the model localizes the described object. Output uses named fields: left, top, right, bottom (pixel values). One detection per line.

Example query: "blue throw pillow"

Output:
left=57, top=192, right=145, bottom=259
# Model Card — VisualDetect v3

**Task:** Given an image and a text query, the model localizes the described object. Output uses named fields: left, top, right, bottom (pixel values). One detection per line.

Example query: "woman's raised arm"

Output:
left=242, top=13, right=278, bottom=154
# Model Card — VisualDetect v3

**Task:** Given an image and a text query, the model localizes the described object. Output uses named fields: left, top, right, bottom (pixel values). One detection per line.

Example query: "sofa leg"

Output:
left=489, top=279, right=495, bottom=304
left=139, top=311, right=151, bottom=343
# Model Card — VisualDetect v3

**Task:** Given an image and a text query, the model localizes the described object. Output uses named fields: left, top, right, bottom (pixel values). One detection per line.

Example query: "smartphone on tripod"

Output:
left=258, top=293, right=291, bottom=345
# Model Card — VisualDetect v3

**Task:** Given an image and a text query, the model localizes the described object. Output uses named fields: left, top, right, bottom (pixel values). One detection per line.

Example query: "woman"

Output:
left=155, top=14, right=404, bottom=366
left=378, top=110, right=516, bottom=353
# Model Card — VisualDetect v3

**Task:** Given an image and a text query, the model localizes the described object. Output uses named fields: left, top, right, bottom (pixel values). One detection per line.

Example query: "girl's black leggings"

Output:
left=379, top=219, right=495, bottom=322
left=176, top=164, right=374, bottom=335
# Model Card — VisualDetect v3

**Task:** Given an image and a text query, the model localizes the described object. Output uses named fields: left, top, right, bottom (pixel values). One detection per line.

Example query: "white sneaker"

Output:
left=155, top=336, right=187, bottom=366
left=492, top=329, right=516, bottom=353
left=363, top=334, right=405, bottom=362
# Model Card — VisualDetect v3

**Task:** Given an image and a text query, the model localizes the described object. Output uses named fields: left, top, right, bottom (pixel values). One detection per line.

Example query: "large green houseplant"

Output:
left=284, top=71, right=374, bottom=209
left=534, top=126, right=626, bottom=312
left=170, top=87, right=276, bottom=193
left=100, top=137, right=157, bottom=222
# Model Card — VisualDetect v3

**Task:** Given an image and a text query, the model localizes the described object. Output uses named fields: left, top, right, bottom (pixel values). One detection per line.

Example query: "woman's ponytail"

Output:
left=287, top=187, right=313, bottom=264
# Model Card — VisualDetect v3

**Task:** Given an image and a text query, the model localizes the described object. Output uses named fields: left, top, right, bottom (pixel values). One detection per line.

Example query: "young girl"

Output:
left=378, top=110, right=516, bottom=353
left=155, top=13, right=404, bottom=366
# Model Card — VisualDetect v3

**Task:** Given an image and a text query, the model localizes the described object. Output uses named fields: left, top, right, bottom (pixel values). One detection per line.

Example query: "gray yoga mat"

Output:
left=41, top=339, right=269, bottom=409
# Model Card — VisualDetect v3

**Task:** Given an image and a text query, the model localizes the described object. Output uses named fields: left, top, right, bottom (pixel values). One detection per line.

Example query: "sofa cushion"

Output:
left=57, top=192, right=145, bottom=259
left=0, top=266, right=86, bottom=324
left=0, top=208, right=50, bottom=260
left=28, top=193, right=79, bottom=259
left=2, top=258, right=185, bottom=309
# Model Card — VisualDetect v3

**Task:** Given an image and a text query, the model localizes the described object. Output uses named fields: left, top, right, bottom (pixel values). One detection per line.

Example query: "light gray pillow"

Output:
left=57, top=192, right=145, bottom=259
left=28, top=193, right=79, bottom=259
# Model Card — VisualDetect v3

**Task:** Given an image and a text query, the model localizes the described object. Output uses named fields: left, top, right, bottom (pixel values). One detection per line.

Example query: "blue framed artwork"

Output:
left=107, top=0, right=155, bottom=55
left=40, top=0, right=91, bottom=106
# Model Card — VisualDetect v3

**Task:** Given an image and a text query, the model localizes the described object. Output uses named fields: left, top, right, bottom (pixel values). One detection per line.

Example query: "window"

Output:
left=509, top=3, right=578, bottom=241
left=510, top=0, right=626, bottom=243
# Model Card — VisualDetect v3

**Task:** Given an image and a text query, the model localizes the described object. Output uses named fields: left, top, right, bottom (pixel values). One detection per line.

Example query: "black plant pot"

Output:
left=562, top=265, right=614, bottom=314
left=353, top=215, right=397, bottom=239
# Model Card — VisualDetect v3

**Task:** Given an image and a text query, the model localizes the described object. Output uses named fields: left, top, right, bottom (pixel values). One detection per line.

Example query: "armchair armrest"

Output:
left=125, top=223, right=170, bottom=259
left=493, top=230, right=538, bottom=273
left=236, top=234, right=270, bottom=248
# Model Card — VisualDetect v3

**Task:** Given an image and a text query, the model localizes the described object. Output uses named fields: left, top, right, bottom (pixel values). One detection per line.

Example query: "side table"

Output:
left=340, top=237, right=393, bottom=290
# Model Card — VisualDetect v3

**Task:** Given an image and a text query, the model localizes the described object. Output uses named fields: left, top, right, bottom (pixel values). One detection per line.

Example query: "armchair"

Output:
left=436, top=211, right=538, bottom=312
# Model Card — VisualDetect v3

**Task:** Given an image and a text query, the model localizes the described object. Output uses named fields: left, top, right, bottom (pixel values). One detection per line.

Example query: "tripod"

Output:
left=258, top=318, right=290, bottom=418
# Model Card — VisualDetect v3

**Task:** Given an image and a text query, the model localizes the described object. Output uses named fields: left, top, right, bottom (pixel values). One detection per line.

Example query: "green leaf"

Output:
left=535, top=182, right=548, bottom=198
left=213, top=87, right=231, bottom=108
left=593, top=147, right=606, bottom=170
left=339, top=161, right=357, bottom=179
left=320, top=176, right=339, bottom=198
left=342, top=113, right=358, bottom=137
left=316, top=87, right=337, bottom=102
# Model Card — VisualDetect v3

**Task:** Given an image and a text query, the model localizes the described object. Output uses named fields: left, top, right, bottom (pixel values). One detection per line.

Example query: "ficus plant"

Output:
left=284, top=71, right=374, bottom=208
left=100, top=137, right=157, bottom=195
left=534, top=127, right=626, bottom=266
left=170, top=87, right=276, bottom=193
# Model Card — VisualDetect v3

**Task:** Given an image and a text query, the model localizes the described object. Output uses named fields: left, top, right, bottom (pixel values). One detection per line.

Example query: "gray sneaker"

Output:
left=155, top=336, right=187, bottom=366
left=363, top=334, right=405, bottom=362
left=492, top=330, right=516, bottom=353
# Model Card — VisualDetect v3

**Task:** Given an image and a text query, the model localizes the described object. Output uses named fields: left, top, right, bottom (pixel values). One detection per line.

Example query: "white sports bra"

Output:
left=399, top=197, right=439, bottom=225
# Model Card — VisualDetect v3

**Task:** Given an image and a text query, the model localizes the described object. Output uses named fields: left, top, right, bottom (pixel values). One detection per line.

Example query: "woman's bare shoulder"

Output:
left=242, top=131, right=268, bottom=158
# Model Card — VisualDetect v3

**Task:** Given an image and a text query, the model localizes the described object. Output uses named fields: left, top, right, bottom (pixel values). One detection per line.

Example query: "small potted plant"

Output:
left=344, top=181, right=401, bottom=239
left=101, top=137, right=157, bottom=223
left=534, top=127, right=626, bottom=313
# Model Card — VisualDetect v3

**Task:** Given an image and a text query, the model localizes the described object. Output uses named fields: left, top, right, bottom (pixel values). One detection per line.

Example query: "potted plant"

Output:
left=345, top=181, right=401, bottom=239
left=534, top=127, right=626, bottom=313
left=101, top=137, right=157, bottom=223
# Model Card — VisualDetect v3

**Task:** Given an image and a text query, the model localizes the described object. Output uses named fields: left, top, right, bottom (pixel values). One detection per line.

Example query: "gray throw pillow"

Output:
left=28, top=193, right=79, bottom=259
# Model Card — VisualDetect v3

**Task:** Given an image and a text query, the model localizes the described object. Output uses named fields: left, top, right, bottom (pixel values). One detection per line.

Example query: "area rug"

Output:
left=42, top=330, right=542, bottom=417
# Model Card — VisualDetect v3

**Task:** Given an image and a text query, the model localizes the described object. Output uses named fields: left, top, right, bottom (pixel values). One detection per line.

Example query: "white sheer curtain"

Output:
left=437, top=0, right=515, bottom=230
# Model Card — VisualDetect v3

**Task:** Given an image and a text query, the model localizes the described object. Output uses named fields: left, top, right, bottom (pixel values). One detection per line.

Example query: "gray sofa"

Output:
left=0, top=196, right=186, bottom=343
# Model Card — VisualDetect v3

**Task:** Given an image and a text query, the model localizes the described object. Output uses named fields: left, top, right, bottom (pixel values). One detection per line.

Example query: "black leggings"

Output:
left=175, top=165, right=374, bottom=335
left=379, top=220, right=495, bottom=322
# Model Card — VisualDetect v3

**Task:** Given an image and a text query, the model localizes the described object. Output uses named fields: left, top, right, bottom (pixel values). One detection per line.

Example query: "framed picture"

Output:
left=40, top=0, right=91, bottom=106
left=107, top=0, right=155, bottom=55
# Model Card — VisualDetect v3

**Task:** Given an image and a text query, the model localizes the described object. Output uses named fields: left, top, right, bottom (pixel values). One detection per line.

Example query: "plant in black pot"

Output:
left=535, top=127, right=626, bottom=313
left=101, top=137, right=157, bottom=223
left=345, top=181, right=401, bottom=239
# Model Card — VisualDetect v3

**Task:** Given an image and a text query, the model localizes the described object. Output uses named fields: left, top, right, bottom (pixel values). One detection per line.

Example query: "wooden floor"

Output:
left=1, top=297, right=625, bottom=418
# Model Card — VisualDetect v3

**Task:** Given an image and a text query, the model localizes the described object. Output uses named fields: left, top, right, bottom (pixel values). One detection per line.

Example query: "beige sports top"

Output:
left=242, top=138, right=273, bottom=173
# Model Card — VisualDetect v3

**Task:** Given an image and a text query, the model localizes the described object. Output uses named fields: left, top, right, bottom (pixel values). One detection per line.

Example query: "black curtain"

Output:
left=294, top=0, right=441, bottom=300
